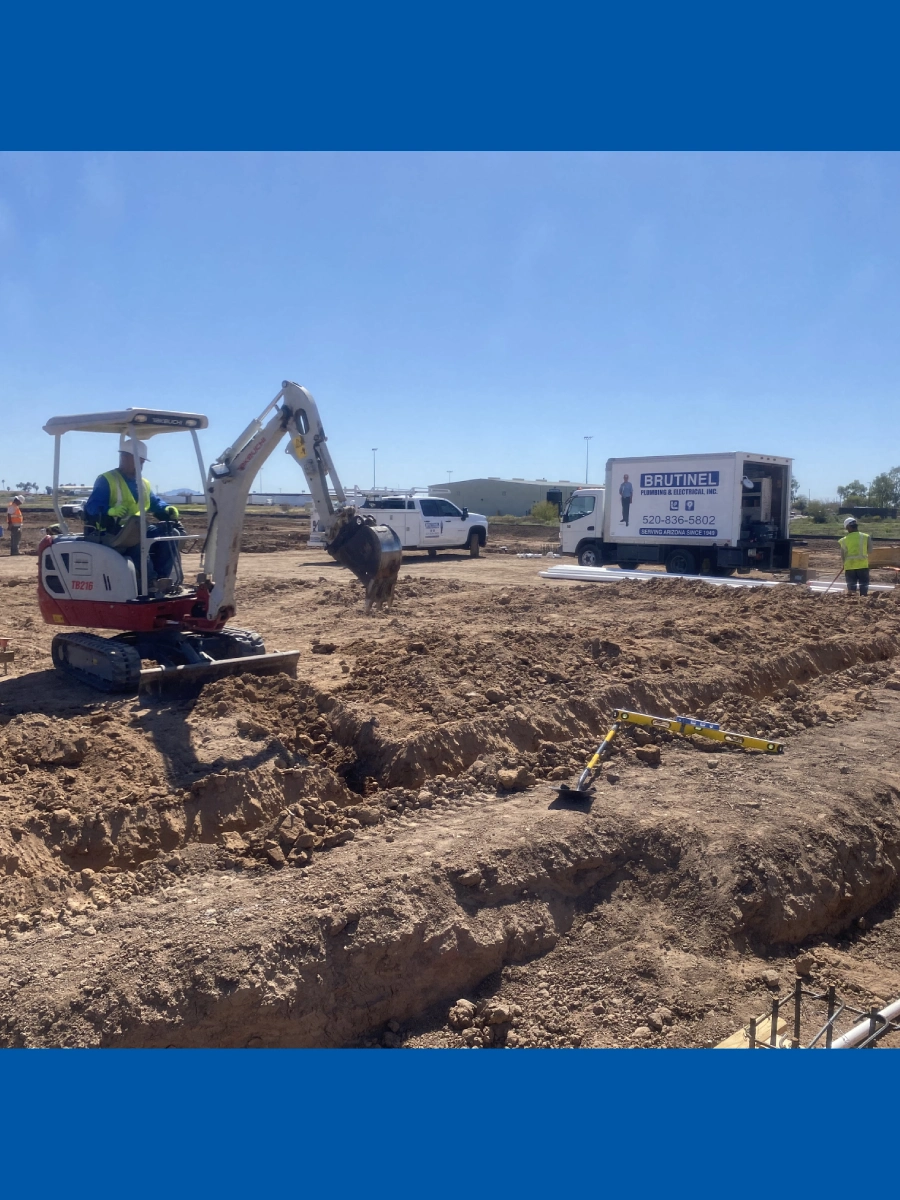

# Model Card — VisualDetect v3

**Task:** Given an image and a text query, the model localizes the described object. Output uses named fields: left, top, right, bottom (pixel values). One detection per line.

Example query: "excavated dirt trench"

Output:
left=2, top=554, right=900, bottom=1046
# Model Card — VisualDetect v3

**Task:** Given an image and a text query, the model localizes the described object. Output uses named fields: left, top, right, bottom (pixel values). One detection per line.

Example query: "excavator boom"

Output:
left=203, top=381, right=402, bottom=619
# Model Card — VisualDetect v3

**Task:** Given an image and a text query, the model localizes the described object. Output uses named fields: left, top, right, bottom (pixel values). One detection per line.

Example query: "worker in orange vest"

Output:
left=6, top=495, right=23, bottom=556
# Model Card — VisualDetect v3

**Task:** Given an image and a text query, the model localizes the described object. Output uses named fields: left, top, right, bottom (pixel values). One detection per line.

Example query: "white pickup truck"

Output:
left=358, top=495, right=488, bottom=557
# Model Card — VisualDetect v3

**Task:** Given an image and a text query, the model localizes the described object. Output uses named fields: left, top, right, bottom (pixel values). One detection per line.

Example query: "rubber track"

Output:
left=51, top=632, right=142, bottom=693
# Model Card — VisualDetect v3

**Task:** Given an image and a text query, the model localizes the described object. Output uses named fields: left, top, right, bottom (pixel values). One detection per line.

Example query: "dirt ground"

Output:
left=2, top=540, right=900, bottom=1049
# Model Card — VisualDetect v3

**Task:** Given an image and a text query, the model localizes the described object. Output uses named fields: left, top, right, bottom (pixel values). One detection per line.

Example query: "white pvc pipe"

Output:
left=831, top=997, right=900, bottom=1049
left=539, top=565, right=784, bottom=589
left=538, top=565, right=894, bottom=592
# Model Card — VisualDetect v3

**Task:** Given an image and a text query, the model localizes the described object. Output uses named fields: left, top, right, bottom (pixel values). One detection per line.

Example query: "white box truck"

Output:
left=560, top=452, right=792, bottom=574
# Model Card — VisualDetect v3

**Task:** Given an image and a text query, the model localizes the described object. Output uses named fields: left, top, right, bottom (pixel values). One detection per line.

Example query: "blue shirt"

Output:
left=84, top=473, right=168, bottom=523
left=619, top=481, right=633, bottom=499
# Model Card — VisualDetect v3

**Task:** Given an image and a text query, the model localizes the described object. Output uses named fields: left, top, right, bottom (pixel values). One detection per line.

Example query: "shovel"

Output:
left=821, top=565, right=844, bottom=596
left=558, top=723, right=620, bottom=799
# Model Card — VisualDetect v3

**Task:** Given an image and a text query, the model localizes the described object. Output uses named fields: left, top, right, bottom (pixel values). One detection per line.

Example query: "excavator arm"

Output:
left=203, top=381, right=401, bottom=620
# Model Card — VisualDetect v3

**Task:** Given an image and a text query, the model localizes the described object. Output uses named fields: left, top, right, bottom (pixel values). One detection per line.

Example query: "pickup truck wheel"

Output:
left=578, top=543, right=601, bottom=567
left=467, top=531, right=480, bottom=558
left=665, top=549, right=698, bottom=575
left=427, top=548, right=438, bottom=559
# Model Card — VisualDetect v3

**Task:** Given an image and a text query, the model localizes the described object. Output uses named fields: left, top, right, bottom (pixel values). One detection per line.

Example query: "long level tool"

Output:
left=611, top=709, right=785, bottom=754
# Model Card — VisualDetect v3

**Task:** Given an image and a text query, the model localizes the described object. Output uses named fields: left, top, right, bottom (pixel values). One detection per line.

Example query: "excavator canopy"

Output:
left=44, top=410, right=209, bottom=436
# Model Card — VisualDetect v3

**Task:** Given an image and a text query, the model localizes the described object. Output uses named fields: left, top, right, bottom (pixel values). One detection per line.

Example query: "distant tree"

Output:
left=530, top=500, right=561, bottom=523
left=15, top=481, right=39, bottom=495
left=790, top=475, right=800, bottom=502
left=867, top=473, right=897, bottom=508
left=836, top=480, right=868, bottom=506
left=806, top=500, right=833, bottom=524
left=45, top=485, right=53, bottom=495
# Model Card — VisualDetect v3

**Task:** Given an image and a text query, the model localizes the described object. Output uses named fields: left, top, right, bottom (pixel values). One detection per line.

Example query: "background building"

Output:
left=428, top=477, right=595, bottom=517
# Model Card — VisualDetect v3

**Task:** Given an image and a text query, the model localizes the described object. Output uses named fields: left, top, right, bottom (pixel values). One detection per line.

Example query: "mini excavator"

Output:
left=38, top=381, right=402, bottom=692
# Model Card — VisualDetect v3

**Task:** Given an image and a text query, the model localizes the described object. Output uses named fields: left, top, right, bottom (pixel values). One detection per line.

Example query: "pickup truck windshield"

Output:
left=420, top=499, right=461, bottom=517
left=562, top=494, right=595, bottom=522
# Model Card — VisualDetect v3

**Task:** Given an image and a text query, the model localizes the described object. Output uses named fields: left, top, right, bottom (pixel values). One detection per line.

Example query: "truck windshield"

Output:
left=562, top=495, right=595, bottom=522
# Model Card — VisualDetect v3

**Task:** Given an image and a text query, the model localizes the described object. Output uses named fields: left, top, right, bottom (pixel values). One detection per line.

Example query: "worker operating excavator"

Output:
left=83, top=435, right=183, bottom=592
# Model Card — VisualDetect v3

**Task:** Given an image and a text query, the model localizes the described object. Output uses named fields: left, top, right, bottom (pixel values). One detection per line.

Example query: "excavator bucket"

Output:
left=327, top=515, right=403, bottom=613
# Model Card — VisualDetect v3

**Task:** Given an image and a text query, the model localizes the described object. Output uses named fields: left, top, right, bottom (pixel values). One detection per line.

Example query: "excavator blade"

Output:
left=139, top=650, right=300, bottom=693
left=327, top=517, right=402, bottom=612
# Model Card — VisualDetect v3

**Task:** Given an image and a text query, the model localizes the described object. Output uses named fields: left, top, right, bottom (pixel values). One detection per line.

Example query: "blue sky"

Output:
left=1, top=151, right=897, bottom=500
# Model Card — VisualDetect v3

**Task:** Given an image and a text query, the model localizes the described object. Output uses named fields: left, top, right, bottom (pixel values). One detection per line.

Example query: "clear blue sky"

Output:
left=1, top=152, right=897, bottom=500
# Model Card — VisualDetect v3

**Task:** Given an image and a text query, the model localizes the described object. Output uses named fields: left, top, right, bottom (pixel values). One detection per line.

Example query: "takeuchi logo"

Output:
left=640, top=471, right=720, bottom=487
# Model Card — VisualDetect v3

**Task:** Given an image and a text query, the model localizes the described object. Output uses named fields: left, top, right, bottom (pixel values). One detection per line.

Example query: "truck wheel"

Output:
left=427, top=548, right=438, bottom=559
left=665, top=549, right=698, bottom=575
left=467, top=531, right=480, bottom=558
left=578, top=543, right=601, bottom=567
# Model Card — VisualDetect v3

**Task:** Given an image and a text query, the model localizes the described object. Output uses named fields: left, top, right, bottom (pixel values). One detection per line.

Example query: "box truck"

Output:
left=560, top=452, right=792, bottom=574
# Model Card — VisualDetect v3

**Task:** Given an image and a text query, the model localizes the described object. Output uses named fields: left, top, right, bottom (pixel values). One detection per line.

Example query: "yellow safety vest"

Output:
left=102, top=470, right=152, bottom=520
left=839, top=530, right=870, bottom=571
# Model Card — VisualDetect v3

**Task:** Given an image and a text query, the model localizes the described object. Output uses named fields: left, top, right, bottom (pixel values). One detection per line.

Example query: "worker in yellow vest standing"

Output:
left=839, top=516, right=871, bottom=596
left=83, top=437, right=182, bottom=590
left=6, top=494, right=24, bottom=556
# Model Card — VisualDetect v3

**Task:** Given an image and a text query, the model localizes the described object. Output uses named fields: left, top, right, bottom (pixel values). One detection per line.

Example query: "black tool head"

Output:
left=556, top=782, right=593, bottom=801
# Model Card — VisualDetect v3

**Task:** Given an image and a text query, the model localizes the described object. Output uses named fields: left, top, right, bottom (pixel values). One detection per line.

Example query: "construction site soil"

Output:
left=3, top=541, right=900, bottom=1049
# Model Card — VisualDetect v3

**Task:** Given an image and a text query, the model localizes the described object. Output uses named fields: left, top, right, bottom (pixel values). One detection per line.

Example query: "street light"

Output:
left=447, top=470, right=452, bottom=484
left=372, top=448, right=377, bottom=490
left=584, top=436, right=593, bottom=484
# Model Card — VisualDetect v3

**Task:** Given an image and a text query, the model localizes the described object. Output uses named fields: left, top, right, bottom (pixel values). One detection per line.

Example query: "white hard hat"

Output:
left=843, top=516, right=858, bottom=529
left=119, top=434, right=149, bottom=461
left=13, top=495, right=24, bottom=504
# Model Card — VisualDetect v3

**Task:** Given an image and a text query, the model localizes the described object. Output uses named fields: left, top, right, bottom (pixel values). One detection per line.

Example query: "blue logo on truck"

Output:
left=640, top=470, right=720, bottom=487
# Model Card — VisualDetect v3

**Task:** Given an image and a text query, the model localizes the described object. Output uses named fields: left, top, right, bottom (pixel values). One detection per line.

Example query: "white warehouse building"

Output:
left=428, top=477, right=596, bottom=518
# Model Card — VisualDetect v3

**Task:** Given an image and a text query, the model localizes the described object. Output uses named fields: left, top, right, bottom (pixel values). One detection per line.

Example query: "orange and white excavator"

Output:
left=38, top=381, right=402, bottom=692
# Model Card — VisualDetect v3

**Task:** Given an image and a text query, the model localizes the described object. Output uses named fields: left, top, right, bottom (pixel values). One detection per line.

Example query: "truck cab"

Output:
left=560, top=488, right=606, bottom=565
left=359, top=495, right=488, bottom=557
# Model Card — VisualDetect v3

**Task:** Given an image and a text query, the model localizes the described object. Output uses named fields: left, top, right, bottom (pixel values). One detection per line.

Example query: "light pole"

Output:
left=447, top=470, right=452, bottom=484
left=584, top=436, right=593, bottom=484
left=372, top=448, right=377, bottom=490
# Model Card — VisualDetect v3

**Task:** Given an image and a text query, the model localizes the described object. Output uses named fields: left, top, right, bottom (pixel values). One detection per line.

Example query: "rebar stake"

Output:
left=825, top=986, right=836, bottom=1049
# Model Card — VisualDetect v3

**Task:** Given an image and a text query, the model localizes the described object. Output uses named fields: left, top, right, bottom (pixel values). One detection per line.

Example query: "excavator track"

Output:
left=51, top=632, right=142, bottom=693
left=51, top=628, right=299, bottom=695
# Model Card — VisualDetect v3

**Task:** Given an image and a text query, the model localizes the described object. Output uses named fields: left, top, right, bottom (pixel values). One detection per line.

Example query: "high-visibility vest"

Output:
left=102, top=470, right=152, bottom=520
left=839, top=530, right=870, bottom=570
left=6, top=503, right=22, bottom=526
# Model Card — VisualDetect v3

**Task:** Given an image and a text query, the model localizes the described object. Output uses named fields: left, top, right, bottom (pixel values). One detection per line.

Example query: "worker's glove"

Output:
left=164, top=505, right=180, bottom=519
left=107, top=504, right=130, bottom=519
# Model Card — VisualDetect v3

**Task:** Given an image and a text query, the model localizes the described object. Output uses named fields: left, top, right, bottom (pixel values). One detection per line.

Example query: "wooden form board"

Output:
left=716, top=1014, right=789, bottom=1049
